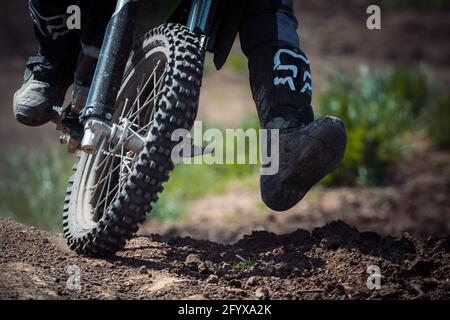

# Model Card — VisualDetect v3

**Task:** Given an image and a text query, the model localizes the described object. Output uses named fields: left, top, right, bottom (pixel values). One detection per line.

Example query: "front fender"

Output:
left=137, top=0, right=247, bottom=70
left=134, top=0, right=183, bottom=41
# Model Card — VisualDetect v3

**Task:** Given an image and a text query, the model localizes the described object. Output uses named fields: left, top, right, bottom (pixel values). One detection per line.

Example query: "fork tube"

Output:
left=81, top=0, right=139, bottom=121
left=187, top=0, right=217, bottom=35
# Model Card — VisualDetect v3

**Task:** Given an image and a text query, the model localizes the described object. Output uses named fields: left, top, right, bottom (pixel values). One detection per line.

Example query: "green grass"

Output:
left=0, top=147, right=73, bottom=231
left=202, top=54, right=216, bottom=76
left=319, top=64, right=448, bottom=186
left=151, top=116, right=261, bottom=221
left=420, top=87, right=450, bottom=149
left=226, top=53, right=247, bottom=73
left=231, top=254, right=255, bottom=271
left=151, top=162, right=256, bottom=221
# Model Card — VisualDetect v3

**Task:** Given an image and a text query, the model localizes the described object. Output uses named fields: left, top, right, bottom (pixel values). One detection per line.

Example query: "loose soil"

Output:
left=1, top=218, right=449, bottom=300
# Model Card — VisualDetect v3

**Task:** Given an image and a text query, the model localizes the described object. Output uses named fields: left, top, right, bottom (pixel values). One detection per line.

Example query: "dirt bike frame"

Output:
left=54, top=0, right=247, bottom=155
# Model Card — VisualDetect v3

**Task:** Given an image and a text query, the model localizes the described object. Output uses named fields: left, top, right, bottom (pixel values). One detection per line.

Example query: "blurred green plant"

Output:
left=420, top=87, right=450, bottom=149
left=151, top=189, right=185, bottom=221
left=227, top=53, right=247, bottom=73
left=319, top=65, right=425, bottom=185
left=202, top=54, right=215, bottom=76
left=152, top=116, right=260, bottom=220
left=0, top=147, right=73, bottom=231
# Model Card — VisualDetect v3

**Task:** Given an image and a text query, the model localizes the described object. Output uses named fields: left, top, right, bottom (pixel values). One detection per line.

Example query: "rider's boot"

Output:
left=240, top=0, right=347, bottom=211
left=13, top=0, right=80, bottom=126
left=249, top=44, right=346, bottom=211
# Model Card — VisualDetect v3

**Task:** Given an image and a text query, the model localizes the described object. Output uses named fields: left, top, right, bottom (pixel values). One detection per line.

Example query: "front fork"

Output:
left=79, top=0, right=139, bottom=154
left=78, top=0, right=217, bottom=155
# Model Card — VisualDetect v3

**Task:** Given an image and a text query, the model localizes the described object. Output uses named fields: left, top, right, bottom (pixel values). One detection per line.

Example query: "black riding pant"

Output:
left=29, top=0, right=313, bottom=127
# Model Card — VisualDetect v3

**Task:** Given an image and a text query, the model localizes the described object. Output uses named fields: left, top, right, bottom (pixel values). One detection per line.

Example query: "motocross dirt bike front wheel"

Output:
left=63, top=24, right=204, bottom=256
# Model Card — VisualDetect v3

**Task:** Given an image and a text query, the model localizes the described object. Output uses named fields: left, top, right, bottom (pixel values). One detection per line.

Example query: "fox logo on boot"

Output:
left=273, top=48, right=312, bottom=93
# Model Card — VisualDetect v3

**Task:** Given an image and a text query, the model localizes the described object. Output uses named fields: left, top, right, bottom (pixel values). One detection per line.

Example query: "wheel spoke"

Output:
left=92, top=157, right=123, bottom=191
left=135, top=119, right=155, bottom=136
left=92, top=182, right=120, bottom=214
left=91, top=152, right=115, bottom=216
left=90, top=58, right=167, bottom=221
left=89, top=147, right=112, bottom=195
left=125, top=61, right=162, bottom=120
left=119, top=98, right=130, bottom=122
left=127, top=64, right=166, bottom=122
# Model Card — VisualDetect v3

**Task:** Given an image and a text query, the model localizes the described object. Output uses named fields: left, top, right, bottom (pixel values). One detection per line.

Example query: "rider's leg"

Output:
left=13, top=0, right=81, bottom=126
left=240, top=0, right=347, bottom=211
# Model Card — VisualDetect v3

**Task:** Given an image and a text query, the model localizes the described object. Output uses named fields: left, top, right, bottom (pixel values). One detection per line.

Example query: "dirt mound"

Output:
left=1, top=218, right=449, bottom=300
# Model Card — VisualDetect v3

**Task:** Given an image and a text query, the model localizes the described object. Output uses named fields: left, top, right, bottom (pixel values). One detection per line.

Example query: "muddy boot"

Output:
left=247, top=45, right=347, bottom=211
left=13, top=0, right=80, bottom=126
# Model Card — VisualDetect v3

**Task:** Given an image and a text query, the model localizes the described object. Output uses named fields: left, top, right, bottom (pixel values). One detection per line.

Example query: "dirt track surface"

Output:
left=1, top=218, right=449, bottom=300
